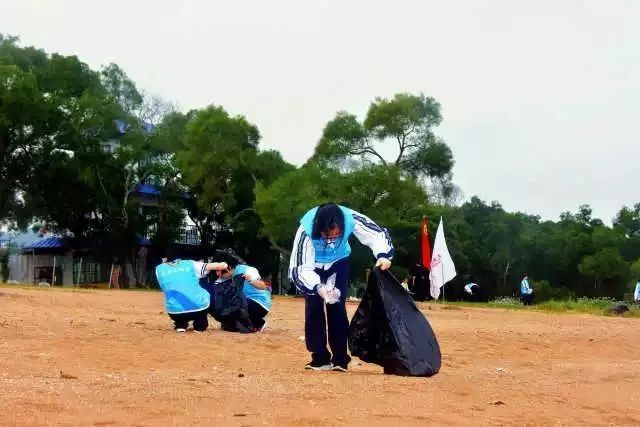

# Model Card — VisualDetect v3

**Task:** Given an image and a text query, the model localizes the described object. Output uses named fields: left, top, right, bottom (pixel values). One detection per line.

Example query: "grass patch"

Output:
left=443, top=297, right=640, bottom=318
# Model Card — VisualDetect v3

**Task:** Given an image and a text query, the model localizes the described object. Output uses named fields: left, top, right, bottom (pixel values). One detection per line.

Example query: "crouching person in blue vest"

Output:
left=212, top=255, right=272, bottom=332
left=289, top=203, right=394, bottom=372
left=155, top=250, right=229, bottom=333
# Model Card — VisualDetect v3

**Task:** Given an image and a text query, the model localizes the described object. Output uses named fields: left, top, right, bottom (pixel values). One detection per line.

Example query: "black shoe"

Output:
left=331, top=355, right=351, bottom=372
left=331, top=362, right=348, bottom=372
left=304, top=359, right=332, bottom=371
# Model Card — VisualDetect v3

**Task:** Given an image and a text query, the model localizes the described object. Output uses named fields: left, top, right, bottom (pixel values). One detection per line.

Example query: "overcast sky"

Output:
left=2, top=0, right=639, bottom=223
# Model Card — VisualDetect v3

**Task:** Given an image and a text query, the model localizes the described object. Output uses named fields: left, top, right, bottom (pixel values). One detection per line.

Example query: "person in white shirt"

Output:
left=464, top=282, right=479, bottom=296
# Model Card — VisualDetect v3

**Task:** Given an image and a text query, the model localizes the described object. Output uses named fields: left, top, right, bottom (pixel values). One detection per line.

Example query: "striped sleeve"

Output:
left=288, top=225, right=320, bottom=294
left=351, top=211, right=394, bottom=260
left=192, top=261, right=208, bottom=279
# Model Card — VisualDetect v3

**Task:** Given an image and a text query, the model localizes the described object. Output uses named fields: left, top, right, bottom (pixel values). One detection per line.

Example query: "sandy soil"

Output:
left=1, top=286, right=639, bottom=426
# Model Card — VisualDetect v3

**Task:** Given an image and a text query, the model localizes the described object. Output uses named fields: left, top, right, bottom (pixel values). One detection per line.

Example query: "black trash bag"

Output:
left=209, top=274, right=254, bottom=333
left=348, top=268, right=441, bottom=377
left=607, top=302, right=629, bottom=316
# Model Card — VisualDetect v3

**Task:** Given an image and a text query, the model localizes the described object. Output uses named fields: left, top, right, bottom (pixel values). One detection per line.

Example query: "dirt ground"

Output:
left=1, top=286, right=639, bottom=426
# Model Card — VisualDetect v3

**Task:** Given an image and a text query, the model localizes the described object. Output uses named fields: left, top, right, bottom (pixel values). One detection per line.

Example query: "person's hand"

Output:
left=243, top=274, right=262, bottom=287
left=375, top=257, right=392, bottom=271
left=317, top=285, right=341, bottom=304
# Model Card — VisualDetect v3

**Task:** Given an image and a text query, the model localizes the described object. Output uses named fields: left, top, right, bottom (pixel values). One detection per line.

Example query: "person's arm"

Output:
left=192, top=261, right=228, bottom=279
left=289, top=225, right=321, bottom=294
left=243, top=267, right=268, bottom=290
left=351, top=211, right=394, bottom=270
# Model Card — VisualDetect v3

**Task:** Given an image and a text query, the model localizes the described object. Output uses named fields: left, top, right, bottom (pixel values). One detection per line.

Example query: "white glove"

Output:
left=317, top=284, right=341, bottom=304
left=375, top=257, right=392, bottom=271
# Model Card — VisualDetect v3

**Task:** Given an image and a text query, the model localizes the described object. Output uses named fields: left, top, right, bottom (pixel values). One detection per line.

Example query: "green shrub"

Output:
left=533, top=280, right=575, bottom=302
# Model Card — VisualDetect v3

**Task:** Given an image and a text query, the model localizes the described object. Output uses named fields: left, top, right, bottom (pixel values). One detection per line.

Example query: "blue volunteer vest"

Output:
left=300, top=205, right=356, bottom=263
left=155, top=260, right=210, bottom=314
left=235, top=264, right=272, bottom=311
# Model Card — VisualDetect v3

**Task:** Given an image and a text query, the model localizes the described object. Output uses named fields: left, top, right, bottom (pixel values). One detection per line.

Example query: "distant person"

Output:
left=213, top=255, right=271, bottom=332
left=634, top=280, right=640, bottom=306
left=289, top=203, right=393, bottom=372
left=464, top=282, right=481, bottom=300
left=110, top=258, right=121, bottom=289
left=520, top=274, right=534, bottom=305
left=155, top=250, right=228, bottom=333
left=410, top=262, right=429, bottom=301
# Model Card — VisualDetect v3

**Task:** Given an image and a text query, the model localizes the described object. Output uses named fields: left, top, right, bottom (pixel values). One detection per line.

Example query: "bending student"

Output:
left=155, top=250, right=228, bottom=333
left=214, top=256, right=271, bottom=332
left=289, top=202, right=394, bottom=372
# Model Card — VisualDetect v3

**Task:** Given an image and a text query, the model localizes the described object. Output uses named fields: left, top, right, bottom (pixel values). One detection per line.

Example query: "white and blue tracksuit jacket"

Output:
left=288, top=205, right=394, bottom=294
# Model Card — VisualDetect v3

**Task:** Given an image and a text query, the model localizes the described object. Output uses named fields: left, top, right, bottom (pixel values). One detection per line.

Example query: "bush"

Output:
left=536, top=297, right=621, bottom=314
left=575, top=296, right=617, bottom=310
left=533, top=280, right=575, bottom=303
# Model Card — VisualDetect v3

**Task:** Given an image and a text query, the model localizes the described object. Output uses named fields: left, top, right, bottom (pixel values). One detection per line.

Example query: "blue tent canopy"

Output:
left=133, top=183, right=192, bottom=200
left=23, top=237, right=67, bottom=251
left=134, top=183, right=161, bottom=196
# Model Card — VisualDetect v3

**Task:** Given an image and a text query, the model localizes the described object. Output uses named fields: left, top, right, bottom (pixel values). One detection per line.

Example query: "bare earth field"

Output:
left=1, top=286, right=639, bottom=426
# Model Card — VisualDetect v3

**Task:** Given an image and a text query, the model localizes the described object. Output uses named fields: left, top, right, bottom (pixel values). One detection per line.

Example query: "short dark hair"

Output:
left=312, top=203, right=344, bottom=239
left=212, top=249, right=243, bottom=268
left=162, top=246, right=180, bottom=261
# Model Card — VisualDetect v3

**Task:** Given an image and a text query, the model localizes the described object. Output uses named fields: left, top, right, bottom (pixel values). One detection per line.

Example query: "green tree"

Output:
left=1, top=37, right=177, bottom=285
left=310, top=93, right=453, bottom=180
left=614, top=203, right=640, bottom=237
left=630, top=258, right=640, bottom=281
left=0, top=35, right=121, bottom=229
left=578, top=248, right=629, bottom=298
left=175, top=105, right=260, bottom=246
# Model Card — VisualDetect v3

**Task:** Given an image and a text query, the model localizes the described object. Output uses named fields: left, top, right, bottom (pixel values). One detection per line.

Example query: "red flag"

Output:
left=421, top=217, right=431, bottom=270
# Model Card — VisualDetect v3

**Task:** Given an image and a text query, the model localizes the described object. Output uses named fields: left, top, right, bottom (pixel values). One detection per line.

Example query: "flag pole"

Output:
left=441, top=261, right=445, bottom=303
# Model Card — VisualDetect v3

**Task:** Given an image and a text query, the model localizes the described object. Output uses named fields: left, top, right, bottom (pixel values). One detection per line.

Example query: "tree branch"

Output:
left=352, top=146, right=387, bottom=166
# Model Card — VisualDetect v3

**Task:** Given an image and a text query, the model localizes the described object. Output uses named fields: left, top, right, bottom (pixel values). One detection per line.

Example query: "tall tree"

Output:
left=310, top=93, right=454, bottom=180
left=175, top=105, right=260, bottom=246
